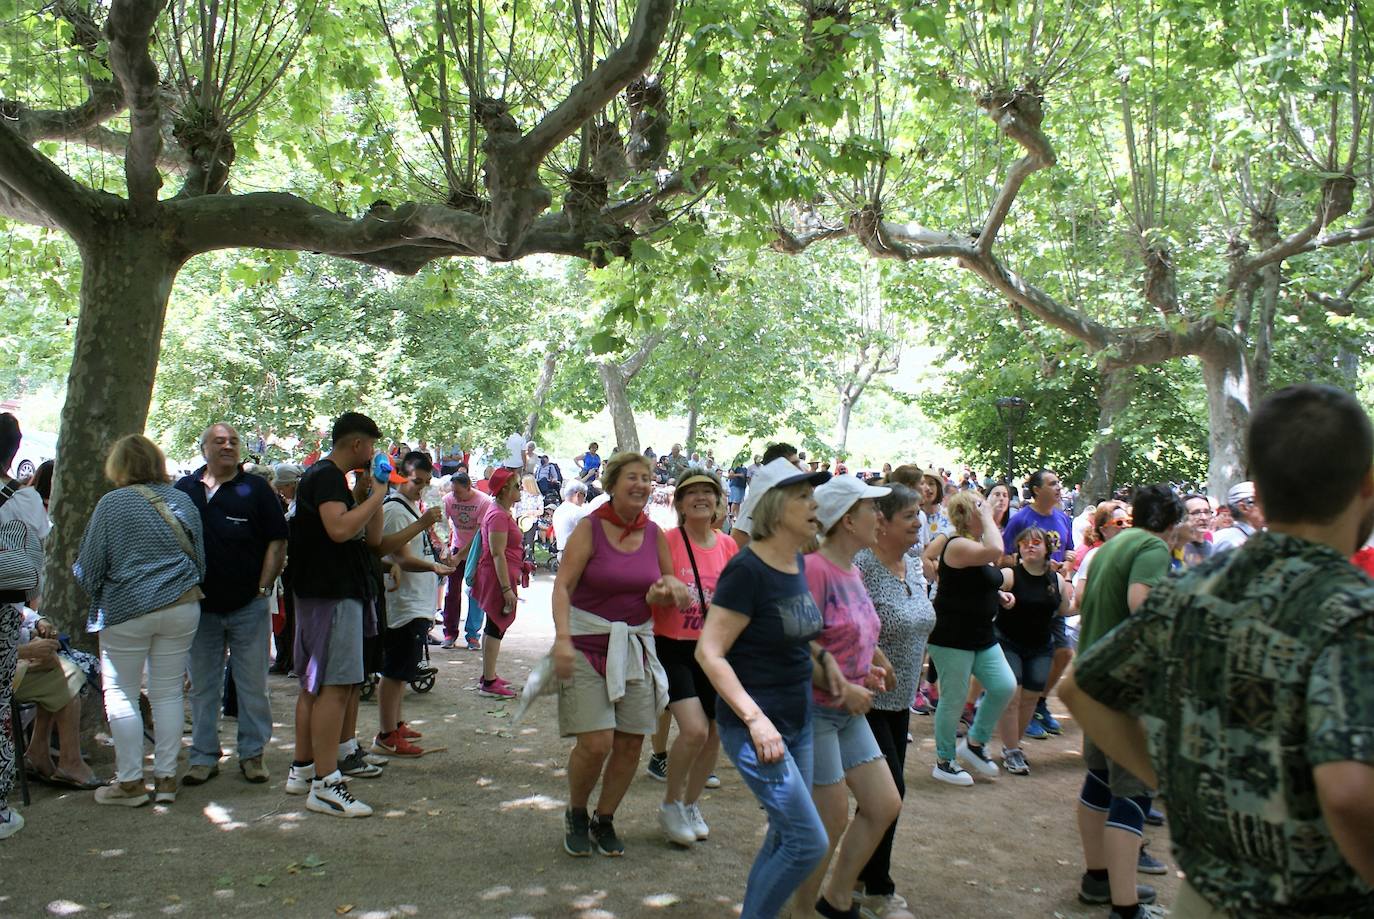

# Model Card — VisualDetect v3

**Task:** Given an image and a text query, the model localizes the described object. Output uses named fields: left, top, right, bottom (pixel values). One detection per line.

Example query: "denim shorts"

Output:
left=811, top=705, right=885, bottom=786
left=1051, top=614, right=1076, bottom=650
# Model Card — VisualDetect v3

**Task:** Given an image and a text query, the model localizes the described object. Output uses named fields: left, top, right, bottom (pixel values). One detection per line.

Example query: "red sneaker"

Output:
left=397, top=722, right=422, bottom=740
left=372, top=731, right=425, bottom=758
left=478, top=678, right=516, bottom=699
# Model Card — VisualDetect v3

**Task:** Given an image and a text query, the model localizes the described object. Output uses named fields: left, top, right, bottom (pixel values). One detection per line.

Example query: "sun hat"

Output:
left=675, top=472, right=723, bottom=498
left=814, top=475, right=892, bottom=532
left=488, top=466, right=517, bottom=496
left=737, top=457, right=832, bottom=521
left=1226, top=481, right=1255, bottom=508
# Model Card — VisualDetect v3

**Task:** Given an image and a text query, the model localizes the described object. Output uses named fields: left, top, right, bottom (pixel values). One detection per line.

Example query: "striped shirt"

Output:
left=74, top=483, right=206, bottom=632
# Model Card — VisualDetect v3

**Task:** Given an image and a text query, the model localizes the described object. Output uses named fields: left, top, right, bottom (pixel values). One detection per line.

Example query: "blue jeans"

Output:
left=189, top=597, right=272, bottom=765
left=926, top=642, right=1015, bottom=763
left=718, top=715, right=828, bottom=919
left=464, top=587, right=483, bottom=641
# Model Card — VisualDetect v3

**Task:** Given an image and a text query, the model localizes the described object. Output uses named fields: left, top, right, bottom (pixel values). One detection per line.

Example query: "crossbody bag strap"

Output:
left=679, top=532, right=709, bottom=615
left=131, top=485, right=197, bottom=560
left=0, top=479, right=20, bottom=510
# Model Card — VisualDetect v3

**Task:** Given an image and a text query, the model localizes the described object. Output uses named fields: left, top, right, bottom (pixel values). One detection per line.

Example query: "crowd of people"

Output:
left=1, top=384, right=1372, bottom=919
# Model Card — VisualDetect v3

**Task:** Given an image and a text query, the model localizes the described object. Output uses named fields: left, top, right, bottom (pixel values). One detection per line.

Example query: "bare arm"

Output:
left=1057, top=669, right=1157, bottom=786
left=375, top=506, right=443, bottom=556
left=319, top=487, right=386, bottom=543
left=257, top=539, right=286, bottom=589
left=1314, top=760, right=1374, bottom=886
left=647, top=529, right=690, bottom=607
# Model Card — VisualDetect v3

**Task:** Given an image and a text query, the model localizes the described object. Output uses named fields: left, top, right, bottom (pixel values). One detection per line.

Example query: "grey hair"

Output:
left=198, top=422, right=238, bottom=455
left=561, top=480, right=588, bottom=501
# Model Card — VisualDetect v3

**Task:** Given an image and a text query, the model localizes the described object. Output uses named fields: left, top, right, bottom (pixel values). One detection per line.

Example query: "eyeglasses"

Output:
left=1187, top=509, right=1213, bottom=517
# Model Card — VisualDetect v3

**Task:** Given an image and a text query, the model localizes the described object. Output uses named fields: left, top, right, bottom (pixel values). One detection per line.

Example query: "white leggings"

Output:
left=99, top=601, right=200, bottom=782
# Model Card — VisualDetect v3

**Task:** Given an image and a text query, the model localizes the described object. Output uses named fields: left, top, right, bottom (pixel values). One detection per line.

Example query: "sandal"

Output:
left=48, top=768, right=102, bottom=790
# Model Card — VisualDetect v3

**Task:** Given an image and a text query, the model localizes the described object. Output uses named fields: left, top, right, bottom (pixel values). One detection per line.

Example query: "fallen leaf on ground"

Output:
left=252, top=875, right=274, bottom=888
left=335, top=906, right=354, bottom=915
left=302, top=854, right=326, bottom=869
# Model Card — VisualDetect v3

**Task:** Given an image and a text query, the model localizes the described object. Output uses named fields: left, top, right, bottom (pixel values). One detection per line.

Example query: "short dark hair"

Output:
left=332, top=412, right=382, bottom=445
left=0, top=413, right=19, bottom=473
left=1025, top=468, right=1055, bottom=501
left=875, top=483, right=920, bottom=519
left=399, top=450, right=433, bottom=475
left=761, top=442, right=798, bottom=465
left=1130, top=484, right=1185, bottom=534
left=452, top=472, right=472, bottom=488
left=1250, top=384, right=1373, bottom=524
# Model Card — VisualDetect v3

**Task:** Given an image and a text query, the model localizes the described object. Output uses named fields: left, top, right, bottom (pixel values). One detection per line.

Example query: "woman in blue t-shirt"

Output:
left=696, top=459, right=844, bottom=919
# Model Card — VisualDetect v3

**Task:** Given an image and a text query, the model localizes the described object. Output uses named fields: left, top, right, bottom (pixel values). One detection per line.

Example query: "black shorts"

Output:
left=381, top=619, right=430, bottom=680
left=484, top=617, right=508, bottom=640
left=655, top=635, right=716, bottom=720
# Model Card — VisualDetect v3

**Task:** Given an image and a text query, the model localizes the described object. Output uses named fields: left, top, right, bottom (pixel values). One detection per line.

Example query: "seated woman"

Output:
left=15, top=613, right=100, bottom=789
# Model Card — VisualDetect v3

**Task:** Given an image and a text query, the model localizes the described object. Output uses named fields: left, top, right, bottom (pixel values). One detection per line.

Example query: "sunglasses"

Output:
left=1019, top=537, right=1045, bottom=547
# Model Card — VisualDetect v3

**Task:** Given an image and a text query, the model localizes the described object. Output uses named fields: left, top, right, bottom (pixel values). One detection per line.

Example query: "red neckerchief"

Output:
left=591, top=501, right=648, bottom=544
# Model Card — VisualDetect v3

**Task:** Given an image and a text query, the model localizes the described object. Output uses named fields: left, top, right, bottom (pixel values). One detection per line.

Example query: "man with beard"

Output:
left=1061, top=384, right=1374, bottom=917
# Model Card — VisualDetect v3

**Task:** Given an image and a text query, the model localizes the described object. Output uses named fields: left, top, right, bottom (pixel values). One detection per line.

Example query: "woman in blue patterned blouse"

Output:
left=75, top=435, right=206, bottom=807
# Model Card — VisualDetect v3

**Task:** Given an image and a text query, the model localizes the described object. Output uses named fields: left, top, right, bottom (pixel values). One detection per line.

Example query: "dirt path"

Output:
left=1, top=574, right=1179, bottom=918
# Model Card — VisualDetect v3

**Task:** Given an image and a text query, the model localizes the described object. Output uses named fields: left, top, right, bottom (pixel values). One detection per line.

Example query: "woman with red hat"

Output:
left=473, top=466, right=528, bottom=698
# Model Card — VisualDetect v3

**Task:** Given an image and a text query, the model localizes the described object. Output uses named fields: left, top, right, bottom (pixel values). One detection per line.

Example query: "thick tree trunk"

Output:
left=684, top=401, right=700, bottom=455
left=835, top=391, right=854, bottom=459
left=43, top=229, right=180, bottom=642
left=1081, top=369, right=1133, bottom=502
left=1199, top=336, right=1252, bottom=499
left=597, top=362, right=640, bottom=455
left=522, top=349, right=559, bottom=443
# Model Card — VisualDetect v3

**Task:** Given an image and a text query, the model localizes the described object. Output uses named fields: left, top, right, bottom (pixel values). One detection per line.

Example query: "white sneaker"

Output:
left=931, top=760, right=974, bottom=786
left=957, top=738, right=1000, bottom=777
left=685, top=802, right=709, bottom=840
left=285, top=762, right=315, bottom=795
left=858, top=892, right=915, bottom=919
left=307, top=772, right=372, bottom=818
left=658, top=801, right=696, bottom=847
left=0, top=807, right=23, bottom=840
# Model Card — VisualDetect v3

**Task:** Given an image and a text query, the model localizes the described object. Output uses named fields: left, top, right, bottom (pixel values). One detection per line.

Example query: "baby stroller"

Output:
left=360, top=639, right=437, bottom=702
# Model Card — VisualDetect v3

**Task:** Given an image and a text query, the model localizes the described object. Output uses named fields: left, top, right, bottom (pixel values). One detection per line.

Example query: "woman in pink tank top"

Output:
left=550, top=453, right=690, bottom=858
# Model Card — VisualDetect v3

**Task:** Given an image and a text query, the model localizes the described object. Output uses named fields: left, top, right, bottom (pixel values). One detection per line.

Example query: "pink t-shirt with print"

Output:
left=805, top=552, right=881, bottom=708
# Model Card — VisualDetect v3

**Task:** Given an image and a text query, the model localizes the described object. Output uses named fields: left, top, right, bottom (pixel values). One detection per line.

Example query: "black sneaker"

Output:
left=1078, top=872, right=1156, bottom=905
left=590, top=813, right=625, bottom=856
left=645, top=752, right=667, bottom=782
left=339, top=748, right=384, bottom=779
left=1145, top=807, right=1166, bottom=827
left=563, top=807, right=592, bottom=858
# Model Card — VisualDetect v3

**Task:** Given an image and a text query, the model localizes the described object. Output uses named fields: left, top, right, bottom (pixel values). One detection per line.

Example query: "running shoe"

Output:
left=94, top=780, right=150, bottom=807
left=590, top=813, right=625, bottom=856
left=1002, top=748, right=1031, bottom=775
left=362, top=751, right=390, bottom=767
left=909, top=689, right=934, bottom=716
left=0, top=807, right=23, bottom=840
left=704, top=772, right=721, bottom=789
left=339, top=748, right=385, bottom=778
left=307, top=773, right=372, bottom=818
left=478, top=677, right=516, bottom=699
left=373, top=731, right=425, bottom=758
left=564, top=808, right=593, bottom=857
left=1034, top=698, right=1063, bottom=734
left=396, top=722, right=423, bottom=739
left=1109, top=904, right=1168, bottom=919
left=440, top=638, right=458, bottom=650
left=1146, top=807, right=1166, bottom=827
left=1137, top=844, right=1168, bottom=875
left=858, top=892, right=915, bottom=919
left=154, top=776, right=178, bottom=804
left=1023, top=719, right=1049, bottom=740
left=956, top=738, right=1000, bottom=777
left=465, top=637, right=482, bottom=651
left=931, top=760, right=974, bottom=786
left=645, top=752, right=668, bottom=782
left=1078, top=873, right=1156, bottom=905
left=658, top=801, right=697, bottom=847
left=685, top=802, right=709, bottom=840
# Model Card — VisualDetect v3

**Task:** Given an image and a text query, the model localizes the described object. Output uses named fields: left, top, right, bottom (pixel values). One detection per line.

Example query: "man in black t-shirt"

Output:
left=285, top=412, right=389, bottom=818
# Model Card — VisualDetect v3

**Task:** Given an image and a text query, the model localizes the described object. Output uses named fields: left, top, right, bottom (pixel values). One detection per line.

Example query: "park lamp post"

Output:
left=994, top=396, right=1030, bottom=484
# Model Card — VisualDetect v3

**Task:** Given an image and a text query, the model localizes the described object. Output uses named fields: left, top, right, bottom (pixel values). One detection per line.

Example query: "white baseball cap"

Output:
left=737, top=457, right=832, bottom=522
left=814, top=476, right=892, bottom=533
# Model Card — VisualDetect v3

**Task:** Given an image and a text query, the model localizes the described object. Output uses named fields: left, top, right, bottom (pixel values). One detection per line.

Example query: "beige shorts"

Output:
left=15, top=656, right=87, bottom=712
left=557, top=651, right=657, bottom=738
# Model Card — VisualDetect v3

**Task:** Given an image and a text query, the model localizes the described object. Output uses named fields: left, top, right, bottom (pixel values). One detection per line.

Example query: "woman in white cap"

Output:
left=794, top=475, right=906, bottom=919
left=696, top=458, right=845, bottom=919
left=648, top=467, right=738, bottom=847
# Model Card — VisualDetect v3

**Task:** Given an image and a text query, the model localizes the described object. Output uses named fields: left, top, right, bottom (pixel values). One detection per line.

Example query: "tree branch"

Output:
left=522, top=0, right=674, bottom=164
left=975, top=86, right=1056, bottom=253
left=106, top=0, right=166, bottom=213
left=1231, top=174, right=1358, bottom=284
left=0, top=122, right=104, bottom=237
left=619, top=325, right=671, bottom=379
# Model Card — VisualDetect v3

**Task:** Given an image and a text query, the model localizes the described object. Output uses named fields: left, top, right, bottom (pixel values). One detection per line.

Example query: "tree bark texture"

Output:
left=1080, top=369, right=1133, bottom=502
left=835, top=392, right=854, bottom=459
left=1199, top=337, right=1252, bottom=500
left=44, top=228, right=180, bottom=642
left=597, top=362, right=640, bottom=455
left=522, top=349, right=560, bottom=443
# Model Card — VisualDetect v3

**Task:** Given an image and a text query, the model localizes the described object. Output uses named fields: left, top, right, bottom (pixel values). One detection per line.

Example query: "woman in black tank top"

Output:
left=924, top=492, right=1018, bottom=786
left=994, top=527, right=1070, bottom=775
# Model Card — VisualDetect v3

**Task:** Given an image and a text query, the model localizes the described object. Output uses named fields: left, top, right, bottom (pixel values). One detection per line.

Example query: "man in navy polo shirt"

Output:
left=177, top=423, right=288, bottom=787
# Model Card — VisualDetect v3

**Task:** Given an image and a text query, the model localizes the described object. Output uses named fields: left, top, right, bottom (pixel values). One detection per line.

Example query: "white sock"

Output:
left=338, top=739, right=358, bottom=757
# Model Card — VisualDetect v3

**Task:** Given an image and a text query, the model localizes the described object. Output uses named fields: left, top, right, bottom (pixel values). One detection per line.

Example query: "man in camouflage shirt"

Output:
left=1062, top=384, right=1374, bottom=918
